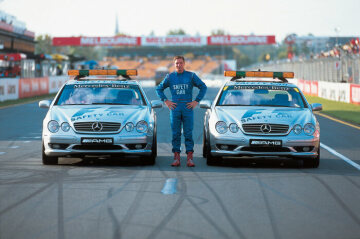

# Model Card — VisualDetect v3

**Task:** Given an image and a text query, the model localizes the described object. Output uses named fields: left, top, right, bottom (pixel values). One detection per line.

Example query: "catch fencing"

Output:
left=256, top=55, right=360, bottom=84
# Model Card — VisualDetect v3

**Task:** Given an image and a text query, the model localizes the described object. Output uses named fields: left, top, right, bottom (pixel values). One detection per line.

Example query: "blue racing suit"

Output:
left=156, top=71, right=207, bottom=153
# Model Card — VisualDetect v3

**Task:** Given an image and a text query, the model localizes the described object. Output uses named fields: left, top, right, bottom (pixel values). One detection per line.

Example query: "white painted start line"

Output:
left=321, top=143, right=360, bottom=171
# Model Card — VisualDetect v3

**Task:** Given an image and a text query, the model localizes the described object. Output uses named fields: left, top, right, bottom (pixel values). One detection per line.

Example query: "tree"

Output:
left=167, top=29, right=186, bottom=35
left=211, top=29, right=226, bottom=35
left=35, top=34, right=54, bottom=54
left=258, top=53, right=271, bottom=62
left=232, top=47, right=252, bottom=68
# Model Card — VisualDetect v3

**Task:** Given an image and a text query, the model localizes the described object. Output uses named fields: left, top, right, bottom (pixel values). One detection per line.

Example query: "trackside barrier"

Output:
left=19, top=77, right=49, bottom=98
left=290, top=78, right=358, bottom=104
left=351, top=84, right=360, bottom=104
left=49, top=76, right=69, bottom=94
left=0, top=76, right=69, bottom=102
left=0, top=78, right=19, bottom=102
left=0, top=76, right=359, bottom=105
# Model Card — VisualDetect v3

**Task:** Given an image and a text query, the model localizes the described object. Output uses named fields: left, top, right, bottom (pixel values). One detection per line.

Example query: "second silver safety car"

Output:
left=200, top=71, right=322, bottom=167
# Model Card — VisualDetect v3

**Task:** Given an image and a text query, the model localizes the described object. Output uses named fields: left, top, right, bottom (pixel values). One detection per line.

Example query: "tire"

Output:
left=42, top=143, right=58, bottom=165
left=303, top=147, right=320, bottom=168
left=205, top=133, right=221, bottom=166
left=144, top=127, right=157, bottom=165
left=202, top=128, right=207, bottom=158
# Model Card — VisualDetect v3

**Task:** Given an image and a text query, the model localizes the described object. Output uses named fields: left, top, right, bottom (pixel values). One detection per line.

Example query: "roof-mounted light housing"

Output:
left=68, top=69, right=137, bottom=77
left=224, top=70, right=294, bottom=82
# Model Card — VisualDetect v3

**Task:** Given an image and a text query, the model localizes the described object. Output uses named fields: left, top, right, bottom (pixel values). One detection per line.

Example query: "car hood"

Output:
left=214, top=106, right=315, bottom=126
left=50, top=105, right=150, bottom=125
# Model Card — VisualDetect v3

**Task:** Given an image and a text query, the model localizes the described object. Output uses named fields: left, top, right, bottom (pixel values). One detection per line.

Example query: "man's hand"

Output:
left=186, top=101, right=198, bottom=109
left=164, top=100, right=177, bottom=110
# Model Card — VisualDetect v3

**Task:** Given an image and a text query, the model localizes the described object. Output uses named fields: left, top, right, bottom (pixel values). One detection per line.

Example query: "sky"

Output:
left=1, top=0, right=359, bottom=42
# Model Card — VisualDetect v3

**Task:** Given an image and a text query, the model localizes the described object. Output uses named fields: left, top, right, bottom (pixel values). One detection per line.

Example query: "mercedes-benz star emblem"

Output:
left=92, top=122, right=103, bottom=132
left=260, top=124, right=271, bottom=133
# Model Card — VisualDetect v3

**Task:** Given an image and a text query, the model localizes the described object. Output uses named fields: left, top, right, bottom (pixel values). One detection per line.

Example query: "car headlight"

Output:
left=61, top=122, right=71, bottom=132
left=293, top=124, right=302, bottom=135
left=48, top=120, right=59, bottom=133
left=229, top=123, right=239, bottom=133
left=125, top=122, right=134, bottom=132
left=215, top=121, right=228, bottom=134
left=136, top=121, right=148, bottom=133
left=304, top=123, right=315, bottom=135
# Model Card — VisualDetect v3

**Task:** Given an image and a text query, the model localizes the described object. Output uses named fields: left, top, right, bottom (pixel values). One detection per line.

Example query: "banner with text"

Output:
left=141, top=36, right=206, bottom=46
left=49, top=76, right=69, bottom=94
left=53, top=35, right=276, bottom=46
left=0, top=78, right=19, bottom=102
left=350, top=84, right=360, bottom=104
left=207, top=35, right=276, bottom=45
left=53, top=36, right=141, bottom=46
left=19, top=77, right=49, bottom=99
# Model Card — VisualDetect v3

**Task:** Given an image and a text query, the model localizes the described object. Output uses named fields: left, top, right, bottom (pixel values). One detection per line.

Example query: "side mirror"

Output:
left=311, top=103, right=322, bottom=111
left=39, top=100, right=52, bottom=109
left=151, top=100, right=163, bottom=109
left=200, top=100, right=212, bottom=109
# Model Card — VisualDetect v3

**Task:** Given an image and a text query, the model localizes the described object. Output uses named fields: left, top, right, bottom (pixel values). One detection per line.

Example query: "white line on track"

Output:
left=321, top=143, right=360, bottom=171
left=0, top=152, right=5, bottom=155
left=0, top=146, right=19, bottom=149
left=161, top=178, right=178, bottom=195
left=20, top=137, right=41, bottom=139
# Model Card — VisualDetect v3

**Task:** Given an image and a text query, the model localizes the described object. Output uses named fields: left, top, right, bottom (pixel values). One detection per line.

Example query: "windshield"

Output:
left=55, top=83, right=146, bottom=106
left=217, top=85, right=307, bottom=108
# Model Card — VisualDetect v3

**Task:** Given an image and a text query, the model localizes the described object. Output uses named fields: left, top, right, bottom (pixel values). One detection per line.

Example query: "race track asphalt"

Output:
left=0, top=83, right=359, bottom=239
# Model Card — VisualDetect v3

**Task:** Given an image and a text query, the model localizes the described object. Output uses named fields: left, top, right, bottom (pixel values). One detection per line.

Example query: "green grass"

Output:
left=305, top=95, right=360, bottom=125
left=0, top=93, right=57, bottom=108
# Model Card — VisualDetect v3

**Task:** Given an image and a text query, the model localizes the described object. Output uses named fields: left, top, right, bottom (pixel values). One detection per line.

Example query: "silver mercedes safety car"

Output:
left=200, top=71, right=322, bottom=168
left=39, top=69, right=162, bottom=165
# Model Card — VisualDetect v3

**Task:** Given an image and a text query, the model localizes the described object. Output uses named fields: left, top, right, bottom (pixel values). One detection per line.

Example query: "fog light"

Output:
left=135, top=144, right=143, bottom=149
left=51, top=144, right=61, bottom=149
left=220, top=145, right=229, bottom=150
left=303, top=146, right=310, bottom=152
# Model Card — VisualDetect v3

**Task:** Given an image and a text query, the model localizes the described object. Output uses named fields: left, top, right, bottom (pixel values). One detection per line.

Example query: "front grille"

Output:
left=73, top=122, right=121, bottom=132
left=241, top=147, right=291, bottom=152
left=72, top=145, right=124, bottom=150
left=242, top=123, right=289, bottom=134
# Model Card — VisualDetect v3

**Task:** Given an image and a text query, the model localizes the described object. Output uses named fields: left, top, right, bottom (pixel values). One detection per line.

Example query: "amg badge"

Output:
left=81, top=138, right=113, bottom=144
left=250, top=139, right=282, bottom=147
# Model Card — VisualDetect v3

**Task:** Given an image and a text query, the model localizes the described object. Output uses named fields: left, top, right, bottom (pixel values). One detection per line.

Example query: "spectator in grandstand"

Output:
left=156, top=56, right=207, bottom=167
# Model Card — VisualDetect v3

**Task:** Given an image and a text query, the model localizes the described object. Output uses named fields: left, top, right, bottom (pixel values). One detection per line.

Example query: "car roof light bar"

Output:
left=68, top=69, right=137, bottom=80
left=224, top=70, right=294, bottom=82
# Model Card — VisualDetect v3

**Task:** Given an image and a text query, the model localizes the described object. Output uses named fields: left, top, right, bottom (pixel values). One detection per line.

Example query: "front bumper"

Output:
left=209, top=134, right=320, bottom=159
left=43, top=134, right=154, bottom=157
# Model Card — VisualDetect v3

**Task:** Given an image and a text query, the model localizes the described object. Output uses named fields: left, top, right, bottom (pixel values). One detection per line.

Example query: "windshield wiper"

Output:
left=60, top=103, right=91, bottom=105
left=91, top=103, right=134, bottom=105
left=257, top=104, right=289, bottom=107
left=219, top=104, right=249, bottom=106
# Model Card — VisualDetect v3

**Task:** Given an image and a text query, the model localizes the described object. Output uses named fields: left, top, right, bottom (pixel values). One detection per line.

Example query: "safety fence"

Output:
left=256, top=56, right=360, bottom=84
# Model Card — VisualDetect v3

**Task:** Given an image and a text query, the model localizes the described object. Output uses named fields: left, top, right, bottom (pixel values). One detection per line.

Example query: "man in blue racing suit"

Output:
left=156, top=56, right=207, bottom=167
